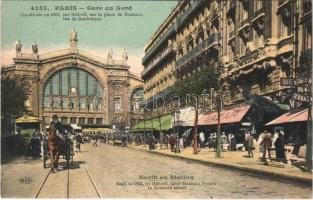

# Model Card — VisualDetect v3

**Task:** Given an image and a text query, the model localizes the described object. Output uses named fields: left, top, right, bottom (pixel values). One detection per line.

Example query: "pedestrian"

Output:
left=246, top=133, right=254, bottom=157
left=221, top=132, right=228, bottom=150
left=292, top=136, right=302, bottom=156
left=228, top=133, right=236, bottom=151
left=33, top=132, right=41, bottom=158
left=182, top=134, right=187, bottom=148
left=213, top=132, right=217, bottom=151
left=93, top=134, right=98, bottom=147
left=199, top=131, right=205, bottom=148
left=159, top=131, right=164, bottom=148
left=208, top=133, right=214, bottom=149
left=179, top=137, right=184, bottom=149
left=164, top=134, right=169, bottom=149
left=274, top=131, right=286, bottom=162
left=169, top=133, right=175, bottom=152
left=260, top=131, right=272, bottom=160
left=75, top=134, right=82, bottom=152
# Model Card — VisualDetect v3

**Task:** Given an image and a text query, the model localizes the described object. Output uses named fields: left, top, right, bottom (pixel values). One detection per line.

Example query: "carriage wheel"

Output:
left=43, top=154, right=47, bottom=168
left=43, top=144, right=48, bottom=168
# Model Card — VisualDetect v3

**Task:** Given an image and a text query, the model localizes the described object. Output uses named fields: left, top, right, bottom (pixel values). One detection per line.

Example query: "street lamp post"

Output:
left=143, top=110, right=146, bottom=147
left=215, top=95, right=222, bottom=158
left=175, top=110, right=181, bottom=154
left=211, top=88, right=223, bottom=158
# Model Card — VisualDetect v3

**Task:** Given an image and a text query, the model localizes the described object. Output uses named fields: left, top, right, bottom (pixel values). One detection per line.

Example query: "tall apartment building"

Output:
left=142, top=0, right=311, bottom=111
left=220, top=0, right=312, bottom=108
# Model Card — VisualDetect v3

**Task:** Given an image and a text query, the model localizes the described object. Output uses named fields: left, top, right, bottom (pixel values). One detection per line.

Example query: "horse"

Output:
left=48, top=125, right=62, bottom=173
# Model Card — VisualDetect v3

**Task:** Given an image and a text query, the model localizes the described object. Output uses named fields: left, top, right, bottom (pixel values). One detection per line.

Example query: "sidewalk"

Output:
left=127, top=144, right=312, bottom=184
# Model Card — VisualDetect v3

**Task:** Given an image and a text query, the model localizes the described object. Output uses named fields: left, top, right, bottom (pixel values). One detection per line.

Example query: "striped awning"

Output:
left=198, top=105, right=251, bottom=126
left=266, top=108, right=309, bottom=126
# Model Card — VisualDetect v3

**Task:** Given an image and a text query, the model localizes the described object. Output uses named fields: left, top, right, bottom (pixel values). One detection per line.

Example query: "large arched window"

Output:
left=43, top=67, right=104, bottom=110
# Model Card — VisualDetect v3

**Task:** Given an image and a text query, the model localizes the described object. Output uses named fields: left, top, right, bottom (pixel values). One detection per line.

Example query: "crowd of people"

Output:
left=10, top=114, right=304, bottom=165
left=125, top=129, right=304, bottom=164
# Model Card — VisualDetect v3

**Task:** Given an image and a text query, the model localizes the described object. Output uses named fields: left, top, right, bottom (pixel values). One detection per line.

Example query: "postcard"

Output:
left=1, top=0, right=312, bottom=199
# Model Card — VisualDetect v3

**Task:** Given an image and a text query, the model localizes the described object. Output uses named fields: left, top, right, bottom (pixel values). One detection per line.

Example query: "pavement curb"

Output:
left=127, top=145, right=312, bottom=185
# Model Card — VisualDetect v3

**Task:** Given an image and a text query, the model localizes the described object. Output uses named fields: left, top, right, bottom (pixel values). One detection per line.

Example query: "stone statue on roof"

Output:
left=122, top=48, right=128, bottom=62
left=108, top=48, right=113, bottom=59
left=32, top=42, right=38, bottom=54
left=16, top=40, right=22, bottom=53
left=70, top=29, right=78, bottom=48
left=70, top=29, right=78, bottom=42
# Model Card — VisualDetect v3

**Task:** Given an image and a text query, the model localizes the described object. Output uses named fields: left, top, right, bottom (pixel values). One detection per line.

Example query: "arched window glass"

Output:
left=43, top=67, right=103, bottom=112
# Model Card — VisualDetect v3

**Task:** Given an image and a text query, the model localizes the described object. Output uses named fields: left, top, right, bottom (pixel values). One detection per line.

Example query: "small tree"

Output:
left=1, top=76, right=27, bottom=135
left=169, top=64, right=219, bottom=153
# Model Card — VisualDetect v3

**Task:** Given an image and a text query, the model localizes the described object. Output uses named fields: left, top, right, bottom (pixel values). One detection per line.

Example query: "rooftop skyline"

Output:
left=1, top=0, right=177, bottom=76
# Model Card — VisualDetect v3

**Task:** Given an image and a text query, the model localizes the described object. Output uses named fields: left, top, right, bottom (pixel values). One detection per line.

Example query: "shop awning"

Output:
left=132, top=114, right=172, bottom=131
left=198, top=105, right=251, bottom=126
left=265, top=108, right=309, bottom=126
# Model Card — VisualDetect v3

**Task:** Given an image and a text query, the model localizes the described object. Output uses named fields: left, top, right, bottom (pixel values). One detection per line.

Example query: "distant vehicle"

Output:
left=15, top=115, right=43, bottom=137
left=82, top=136, right=91, bottom=143
left=111, top=131, right=127, bottom=146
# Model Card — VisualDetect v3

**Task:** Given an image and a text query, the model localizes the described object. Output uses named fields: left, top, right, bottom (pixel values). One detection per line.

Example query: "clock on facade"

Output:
left=70, top=87, right=77, bottom=93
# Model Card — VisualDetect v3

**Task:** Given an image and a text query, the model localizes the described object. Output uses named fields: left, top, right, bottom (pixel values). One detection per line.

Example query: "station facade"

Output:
left=1, top=30, right=144, bottom=128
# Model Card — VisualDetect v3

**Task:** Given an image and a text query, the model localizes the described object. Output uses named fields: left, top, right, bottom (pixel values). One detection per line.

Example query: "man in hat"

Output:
left=50, top=115, right=64, bottom=137
left=260, top=131, right=272, bottom=160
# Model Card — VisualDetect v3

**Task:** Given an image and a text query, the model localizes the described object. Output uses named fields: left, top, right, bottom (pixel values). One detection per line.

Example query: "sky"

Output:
left=1, top=0, right=178, bottom=76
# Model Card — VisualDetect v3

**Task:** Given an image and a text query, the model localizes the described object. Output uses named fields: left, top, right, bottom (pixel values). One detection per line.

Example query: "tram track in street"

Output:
left=35, top=163, right=71, bottom=198
left=35, top=153, right=100, bottom=198
left=76, top=152, right=101, bottom=198
left=34, top=167, right=52, bottom=198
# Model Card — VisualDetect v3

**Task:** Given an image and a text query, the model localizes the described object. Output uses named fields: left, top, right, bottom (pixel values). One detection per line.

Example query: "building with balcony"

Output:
left=142, top=0, right=221, bottom=108
left=1, top=30, right=144, bottom=129
left=220, top=0, right=311, bottom=109
left=140, top=0, right=311, bottom=136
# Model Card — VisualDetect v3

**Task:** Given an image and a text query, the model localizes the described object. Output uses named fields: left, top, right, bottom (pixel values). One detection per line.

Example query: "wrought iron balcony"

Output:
left=175, top=0, right=206, bottom=31
left=254, top=7, right=265, bottom=18
left=142, top=25, right=175, bottom=65
left=239, top=49, right=260, bottom=64
left=142, top=46, right=175, bottom=78
left=142, top=0, right=205, bottom=65
left=240, top=18, right=249, bottom=27
left=300, top=0, right=312, bottom=24
left=175, top=33, right=220, bottom=70
left=277, top=35, right=293, bottom=50
left=278, top=0, right=288, bottom=5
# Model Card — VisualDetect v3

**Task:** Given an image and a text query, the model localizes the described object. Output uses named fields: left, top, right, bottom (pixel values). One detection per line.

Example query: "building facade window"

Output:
left=70, top=98, right=76, bottom=109
left=61, top=117, right=68, bottom=124
left=87, top=118, right=94, bottom=124
left=44, top=97, right=50, bottom=108
left=303, top=23, right=312, bottom=51
left=79, top=98, right=85, bottom=109
left=113, top=97, right=122, bottom=111
left=70, top=117, right=77, bottom=124
left=96, top=118, right=103, bottom=124
left=52, top=98, right=60, bottom=108
left=79, top=117, right=85, bottom=125
left=87, top=98, right=94, bottom=110
left=61, top=98, right=68, bottom=109
left=278, top=5, right=292, bottom=38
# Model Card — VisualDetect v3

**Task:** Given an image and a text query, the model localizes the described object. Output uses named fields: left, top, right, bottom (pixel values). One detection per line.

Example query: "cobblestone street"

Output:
left=1, top=142, right=312, bottom=198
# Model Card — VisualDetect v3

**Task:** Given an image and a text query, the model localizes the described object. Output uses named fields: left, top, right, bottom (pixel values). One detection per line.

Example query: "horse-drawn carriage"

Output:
left=43, top=125, right=74, bottom=171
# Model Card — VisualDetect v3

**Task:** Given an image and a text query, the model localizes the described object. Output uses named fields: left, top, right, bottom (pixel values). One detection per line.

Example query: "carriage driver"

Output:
left=50, top=115, right=64, bottom=139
